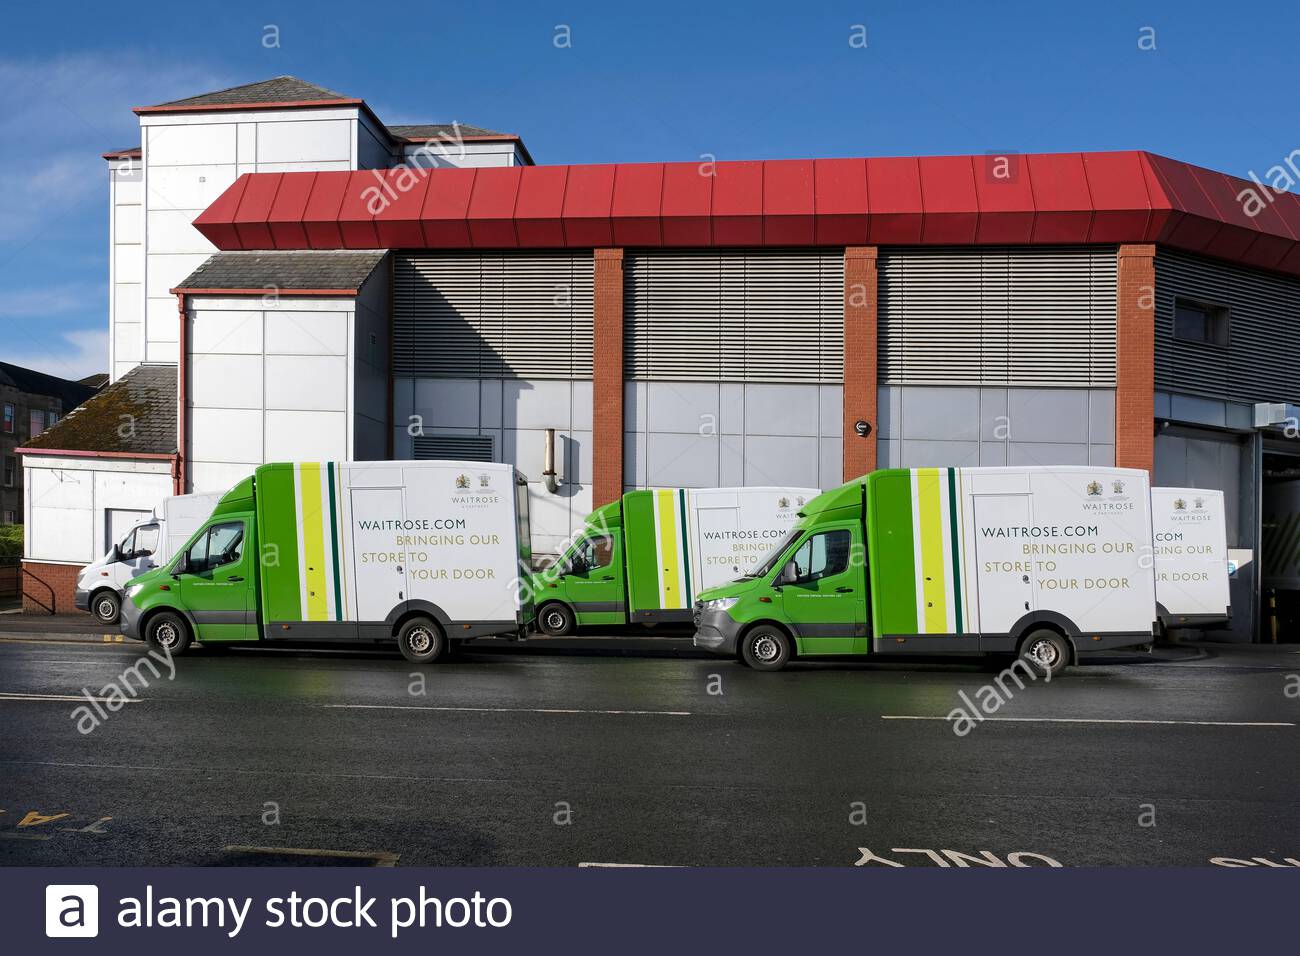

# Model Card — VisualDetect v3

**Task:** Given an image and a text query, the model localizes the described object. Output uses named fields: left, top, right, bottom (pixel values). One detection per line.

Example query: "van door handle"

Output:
left=229, top=576, right=244, bottom=582
left=600, top=575, right=614, bottom=581
left=1024, top=601, right=1030, bottom=611
left=836, top=587, right=854, bottom=593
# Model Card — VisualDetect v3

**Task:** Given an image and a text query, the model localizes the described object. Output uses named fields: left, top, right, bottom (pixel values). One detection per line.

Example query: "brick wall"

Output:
left=592, top=248, right=625, bottom=507
left=843, top=246, right=879, bottom=480
left=1116, top=244, right=1156, bottom=473
left=22, top=560, right=83, bottom=614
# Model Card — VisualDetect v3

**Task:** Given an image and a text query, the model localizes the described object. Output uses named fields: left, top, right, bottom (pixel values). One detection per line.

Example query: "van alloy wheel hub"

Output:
left=752, top=636, right=780, bottom=662
left=96, top=598, right=116, bottom=619
left=156, top=623, right=178, bottom=647
left=1027, top=638, right=1058, bottom=667
left=408, top=628, right=433, bottom=653
left=545, top=610, right=565, bottom=630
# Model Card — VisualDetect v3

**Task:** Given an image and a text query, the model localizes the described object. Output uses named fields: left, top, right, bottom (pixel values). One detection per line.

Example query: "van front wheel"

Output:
left=1020, top=630, right=1070, bottom=679
left=146, top=611, right=192, bottom=656
left=741, top=625, right=792, bottom=672
left=536, top=602, right=574, bottom=636
left=91, top=589, right=121, bottom=625
left=398, top=617, right=445, bottom=664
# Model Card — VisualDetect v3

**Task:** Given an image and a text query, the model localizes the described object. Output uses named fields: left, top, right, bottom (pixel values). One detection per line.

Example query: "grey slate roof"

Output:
left=387, top=123, right=511, bottom=141
left=148, top=75, right=352, bottom=109
left=0, top=362, right=99, bottom=414
left=21, top=365, right=176, bottom=456
left=175, top=251, right=388, bottom=293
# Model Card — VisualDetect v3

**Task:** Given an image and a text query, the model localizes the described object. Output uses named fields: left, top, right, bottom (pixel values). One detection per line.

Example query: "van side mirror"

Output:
left=776, top=562, right=799, bottom=586
left=172, top=554, right=188, bottom=577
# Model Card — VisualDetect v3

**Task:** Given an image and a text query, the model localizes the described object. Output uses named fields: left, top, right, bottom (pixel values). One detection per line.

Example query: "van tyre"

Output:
left=398, top=616, right=445, bottom=664
left=537, top=602, right=574, bottom=636
left=741, top=625, right=792, bottom=671
left=91, top=589, right=121, bottom=625
left=146, top=611, right=192, bottom=656
left=1020, top=629, right=1070, bottom=679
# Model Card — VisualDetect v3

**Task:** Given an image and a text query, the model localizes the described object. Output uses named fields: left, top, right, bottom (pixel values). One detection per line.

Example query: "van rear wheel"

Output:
left=146, top=611, right=192, bottom=655
left=537, top=602, right=574, bottom=636
left=741, top=625, right=792, bottom=671
left=1020, top=629, right=1070, bottom=679
left=398, top=616, right=445, bottom=664
left=91, top=590, right=121, bottom=625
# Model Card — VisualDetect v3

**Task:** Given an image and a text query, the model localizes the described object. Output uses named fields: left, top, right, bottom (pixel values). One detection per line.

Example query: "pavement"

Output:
left=0, top=613, right=1296, bottom=868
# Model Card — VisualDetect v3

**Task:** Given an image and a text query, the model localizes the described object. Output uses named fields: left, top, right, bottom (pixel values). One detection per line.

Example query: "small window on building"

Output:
left=1173, top=298, right=1229, bottom=346
left=3, top=456, right=14, bottom=487
left=47, top=409, right=59, bottom=427
left=2, top=404, right=13, bottom=433
left=1, top=510, right=14, bottom=525
left=28, top=409, right=45, bottom=438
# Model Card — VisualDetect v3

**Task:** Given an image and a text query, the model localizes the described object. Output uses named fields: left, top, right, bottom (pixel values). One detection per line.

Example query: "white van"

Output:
left=75, top=492, right=223, bottom=624
left=1151, top=487, right=1231, bottom=630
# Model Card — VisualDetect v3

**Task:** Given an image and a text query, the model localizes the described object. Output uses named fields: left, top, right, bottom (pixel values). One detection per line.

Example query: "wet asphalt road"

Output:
left=0, top=634, right=1297, bottom=868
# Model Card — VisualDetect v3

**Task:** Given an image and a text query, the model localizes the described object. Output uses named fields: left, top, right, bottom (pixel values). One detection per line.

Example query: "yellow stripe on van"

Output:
left=299, top=462, right=329, bottom=621
left=916, top=468, right=948, bottom=633
left=656, top=489, right=683, bottom=609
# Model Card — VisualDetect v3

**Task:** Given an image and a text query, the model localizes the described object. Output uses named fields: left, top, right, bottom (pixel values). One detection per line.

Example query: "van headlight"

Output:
left=124, top=584, right=143, bottom=600
left=702, top=597, right=739, bottom=611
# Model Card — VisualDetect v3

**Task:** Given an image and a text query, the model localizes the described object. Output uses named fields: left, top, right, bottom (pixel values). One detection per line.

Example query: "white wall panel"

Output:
left=147, top=123, right=237, bottom=166
left=265, top=355, right=348, bottom=411
left=191, top=354, right=264, bottom=409
left=264, top=311, right=348, bottom=354
left=147, top=164, right=238, bottom=210
left=265, top=410, right=348, bottom=459
left=146, top=211, right=216, bottom=257
left=190, top=408, right=263, bottom=464
left=189, top=310, right=262, bottom=355
left=114, top=244, right=143, bottom=284
left=255, top=119, right=351, bottom=164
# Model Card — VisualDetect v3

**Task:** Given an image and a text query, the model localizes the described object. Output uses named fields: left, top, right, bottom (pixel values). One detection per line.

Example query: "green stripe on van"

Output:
left=868, top=471, right=919, bottom=635
left=327, top=462, right=342, bottom=622
left=678, top=489, right=693, bottom=606
left=947, top=467, right=964, bottom=634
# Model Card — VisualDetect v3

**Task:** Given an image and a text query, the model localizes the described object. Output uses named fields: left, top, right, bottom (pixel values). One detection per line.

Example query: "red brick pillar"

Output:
left=592, top=248, right=625, bottom=506
left=1116, top=244, right=1156, bottom=473
left=843, top=246, right=879, bottom=481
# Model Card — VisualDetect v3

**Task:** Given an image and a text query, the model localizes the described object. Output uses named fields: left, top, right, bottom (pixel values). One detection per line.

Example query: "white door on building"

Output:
left=349, top=488, right=408, bottom=622
left=972, top=495, right=1036, bottom=635
left=105, top=509, right=149, bottom=554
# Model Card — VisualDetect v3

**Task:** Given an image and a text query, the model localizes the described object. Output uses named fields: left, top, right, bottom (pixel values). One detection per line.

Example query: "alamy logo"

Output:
left=45, top=885, right=98, bottom=937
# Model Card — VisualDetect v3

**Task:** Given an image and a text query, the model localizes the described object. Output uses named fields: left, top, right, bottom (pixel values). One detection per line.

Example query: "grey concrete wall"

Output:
left=624, top=382, right=843, bottom=490
left=876, top=386, right=1115, bottom=469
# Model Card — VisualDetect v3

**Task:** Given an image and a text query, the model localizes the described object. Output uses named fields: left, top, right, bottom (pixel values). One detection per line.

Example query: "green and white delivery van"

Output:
left=693, top=467, right=1158, bottom=675
left=528, top=486, right=818, bottom=634
left=121, top=460, right=533, bottom=663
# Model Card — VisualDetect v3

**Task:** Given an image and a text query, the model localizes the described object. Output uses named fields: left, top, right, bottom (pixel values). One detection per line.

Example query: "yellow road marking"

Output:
left=222, top=844, right=400, bottom=866
left=0, top=693, right=143, bottom=703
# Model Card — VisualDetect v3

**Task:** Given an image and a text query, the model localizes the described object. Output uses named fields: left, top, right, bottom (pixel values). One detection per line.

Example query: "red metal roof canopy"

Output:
left=192, top=151, right=1300, bottom=277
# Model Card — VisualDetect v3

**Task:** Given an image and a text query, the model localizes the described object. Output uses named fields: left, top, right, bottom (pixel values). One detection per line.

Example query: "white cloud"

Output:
left=0, top=282, right=102, bottom=317
left=4, top=328, right=109, bottom=382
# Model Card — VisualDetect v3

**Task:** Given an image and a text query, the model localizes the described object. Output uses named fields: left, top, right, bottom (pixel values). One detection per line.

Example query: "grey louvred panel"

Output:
left=1155, top=249, right=1300, bottom=403
left=878, top=246, right=1117, bottom=387
left=412, top=434, right=495, bottom=462
left=624, top=249, right=845, bottom=384
left=394, top=252, right=594, bottom=379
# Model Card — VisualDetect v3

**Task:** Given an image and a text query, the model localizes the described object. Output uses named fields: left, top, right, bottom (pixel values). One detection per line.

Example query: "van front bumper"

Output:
left=74, top=587, right=91, bottom=611
left=692, top=607, right=744, bottom=656
left=119, top=596, right=143, bottom=640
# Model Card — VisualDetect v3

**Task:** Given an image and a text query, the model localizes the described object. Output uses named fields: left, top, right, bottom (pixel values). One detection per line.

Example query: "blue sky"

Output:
left=3, top=0, right=1299, bottom=380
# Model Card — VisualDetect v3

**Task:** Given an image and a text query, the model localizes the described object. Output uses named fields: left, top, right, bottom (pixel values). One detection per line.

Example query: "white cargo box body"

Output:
left=687, top=486, right=820, bottom=592
left=341, top=460, right=527, bottom=626
left=158, top=492, right=224, bottom=562
left=963, top=467, right=1157, bottom=638
left=1151, top=487, right=1231, bottom=625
